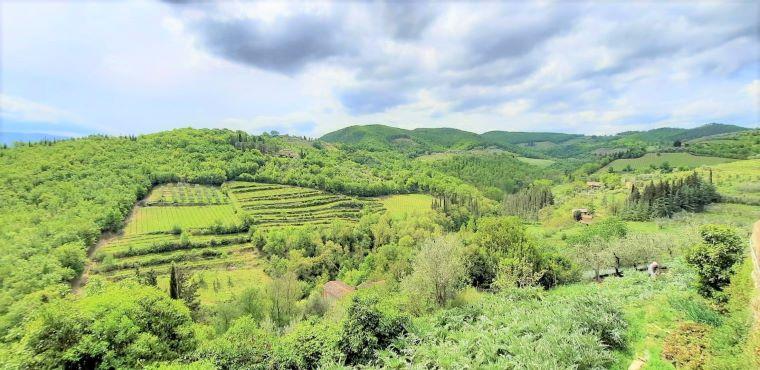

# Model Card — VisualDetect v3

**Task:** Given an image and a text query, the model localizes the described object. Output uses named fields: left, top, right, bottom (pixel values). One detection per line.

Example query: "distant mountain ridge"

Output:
left=320, top=123, right=751, bottom=150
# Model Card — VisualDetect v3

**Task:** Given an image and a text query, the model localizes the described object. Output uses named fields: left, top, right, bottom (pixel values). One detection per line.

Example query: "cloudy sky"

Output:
left=1, top=1, right=758, bottom=137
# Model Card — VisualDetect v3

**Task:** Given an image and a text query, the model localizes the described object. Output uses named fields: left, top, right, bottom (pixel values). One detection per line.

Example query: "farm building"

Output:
left=572, top=208, right=594, bottom=224
left=277, top=148, right=300, bottom=158
left=586, top=181, right=603, bottom=189
left=322, top=280, right=355, bottom=300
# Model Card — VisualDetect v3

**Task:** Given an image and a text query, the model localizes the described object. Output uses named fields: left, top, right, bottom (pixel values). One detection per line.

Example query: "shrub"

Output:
left=272, top=319, right=341, bottom=369
left=195, top=316, right=272, bottom=369
left=668, top=295, right=723, bottom=326
left=338, top=296, right=410, bottom=366
left=569, top=294, right=628, bottom=349
left=662, top=322, right=710, bottom=369
left=685, top=224, right=744, bottom=300
left=15, top=281, right=196, bottom=369
left=53, top=242, right=87, bottom=278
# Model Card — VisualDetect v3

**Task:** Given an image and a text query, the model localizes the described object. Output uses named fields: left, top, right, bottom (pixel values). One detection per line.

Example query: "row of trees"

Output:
left=502, top=183, right=554, bottom=221
left=622, top=172, right=719, bottom=220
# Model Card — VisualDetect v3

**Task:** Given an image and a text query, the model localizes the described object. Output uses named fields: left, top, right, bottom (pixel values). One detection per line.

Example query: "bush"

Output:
left=15, top=281, right=196, bottom=369
left=384, top=291, right=627, bottom=368
left=338, top=296, right=410, bottom=366
left=569, top=294, right=628, bottom=349
left=662, top=322, right=710, bottom=369
left=195, top=316, right=272, bottom=370
left=685, top=224, right=744, bottom=299
left=272, top=319, right=340, bottom=369
left=53, top=242, right=87, bottom=278
left=668, top=295, right=723, bottom=326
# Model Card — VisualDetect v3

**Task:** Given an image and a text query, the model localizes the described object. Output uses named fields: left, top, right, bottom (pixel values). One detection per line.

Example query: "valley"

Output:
left=0, top=124, right=758, bottom=369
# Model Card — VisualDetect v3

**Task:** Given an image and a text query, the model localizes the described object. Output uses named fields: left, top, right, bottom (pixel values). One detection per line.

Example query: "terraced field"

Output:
left=90, top=181, right=385, bottom=303
left=146, top=183, right=228, bottom=205
left=95, top=232, right=254, bottom=277
left=125, top=205, right=240, bottom=235
left=224, top=181, right=383, bottom=227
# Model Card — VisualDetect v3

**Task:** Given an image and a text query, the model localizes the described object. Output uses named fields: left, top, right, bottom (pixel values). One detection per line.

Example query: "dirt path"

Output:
left=750, top=220, right=760, bottom=322
left=70, top=202, right=142, bottom=294
left=628, top=352, right=649, bottom=370
left=70, top=231, right=116, bottom=294
left=751, top=221, right=760, bottom=287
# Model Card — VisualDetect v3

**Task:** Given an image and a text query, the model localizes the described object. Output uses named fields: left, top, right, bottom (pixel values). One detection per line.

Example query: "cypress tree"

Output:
left=169, top=264, right=180, bottom=299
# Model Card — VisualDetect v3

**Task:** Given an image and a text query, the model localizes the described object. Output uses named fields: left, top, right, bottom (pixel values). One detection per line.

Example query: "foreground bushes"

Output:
left=379, top=290, right=627, bottom=368
left=8, top=281, right=196, bottom=369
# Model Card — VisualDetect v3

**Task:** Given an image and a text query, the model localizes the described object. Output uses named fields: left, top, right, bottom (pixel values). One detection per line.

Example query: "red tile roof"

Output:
left=322, top=280, right=355, bottom=300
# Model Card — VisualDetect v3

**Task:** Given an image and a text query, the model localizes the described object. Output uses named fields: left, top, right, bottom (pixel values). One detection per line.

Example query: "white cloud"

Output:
left=1, top=1, right=757, bottom=136
left=0, top=94, right=77, bottom=124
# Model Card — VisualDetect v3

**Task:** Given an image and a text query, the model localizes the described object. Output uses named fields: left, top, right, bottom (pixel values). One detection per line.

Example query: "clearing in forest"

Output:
left=92, top=183, right=261, bottom=292
left=600, top=152, right=733, bottom=173
left=380, top=194, right=434, bottom=218
left=695, top=159, right=760, bottom=205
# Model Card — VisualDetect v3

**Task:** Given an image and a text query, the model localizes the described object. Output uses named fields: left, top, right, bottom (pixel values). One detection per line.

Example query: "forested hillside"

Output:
left=321, top=123, right=753, bottom=159
left=0, top=126, right=757, bottom=369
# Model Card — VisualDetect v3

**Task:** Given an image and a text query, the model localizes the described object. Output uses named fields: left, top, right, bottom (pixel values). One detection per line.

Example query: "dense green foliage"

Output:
left=502, top=183, right=554, bottom=220
left=426, top=153, right=555, bottom=200
left=380, top=289, right=627, bottom=368
left=320, top=124, right=486, bottom=154
left=0, top=124, right=757, bottom=369
left=687, top=129, right=760, bottom=159
left=685, top=224, right=744, bottom=300
left=8, top=281, right=196, bottom=369
left=622, top=172, right=719, bottom=220
left=617, top=123, right=748, bottom=144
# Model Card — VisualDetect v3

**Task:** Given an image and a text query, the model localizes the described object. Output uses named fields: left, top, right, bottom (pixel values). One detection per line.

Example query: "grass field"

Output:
left=156, top=266, right=270, bottom=305
left=225, top=181, right=382, bottom=227
left=125, top=205, right=240, bottom=235
left=600, top=153, right=734, bottom=173
left=696, top=159, right=760, bottom=205
left=516, top=156, right=554, bottom=167
left=146, top=183, right=228, bottom=205
left=380, top=194, right=434, bottom=218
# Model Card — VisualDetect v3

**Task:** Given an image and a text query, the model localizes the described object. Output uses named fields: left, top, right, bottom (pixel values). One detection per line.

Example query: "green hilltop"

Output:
left=320, top=123, right=755, bottom=159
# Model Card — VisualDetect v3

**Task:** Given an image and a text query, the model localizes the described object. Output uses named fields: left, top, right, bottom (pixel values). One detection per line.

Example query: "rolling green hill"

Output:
left=320, top=124, right=488, bottom=151
left=599, top=152, right=735, bottom=173
left=686, top=129, right=760, bottom=159
left=320, top=123, right=751, bottom=159
left=615, top=123, right=749, bottom=143
left=481, top=131, right=582, bottom=145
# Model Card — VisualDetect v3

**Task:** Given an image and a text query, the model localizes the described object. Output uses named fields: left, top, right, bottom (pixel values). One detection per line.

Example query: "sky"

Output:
left=1, top=0, right=758, bottom=138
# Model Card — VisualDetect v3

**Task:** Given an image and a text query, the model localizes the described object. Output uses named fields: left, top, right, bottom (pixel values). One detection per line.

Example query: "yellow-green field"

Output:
left=516, top=156, right=554, bottom=167
left=697, top=159, right=760, bottom=205
left=600, top=152, right=733, bottom=173
left=125, top=205, right=240, bottom=235
left=380, top=194, right=434, bottom=217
